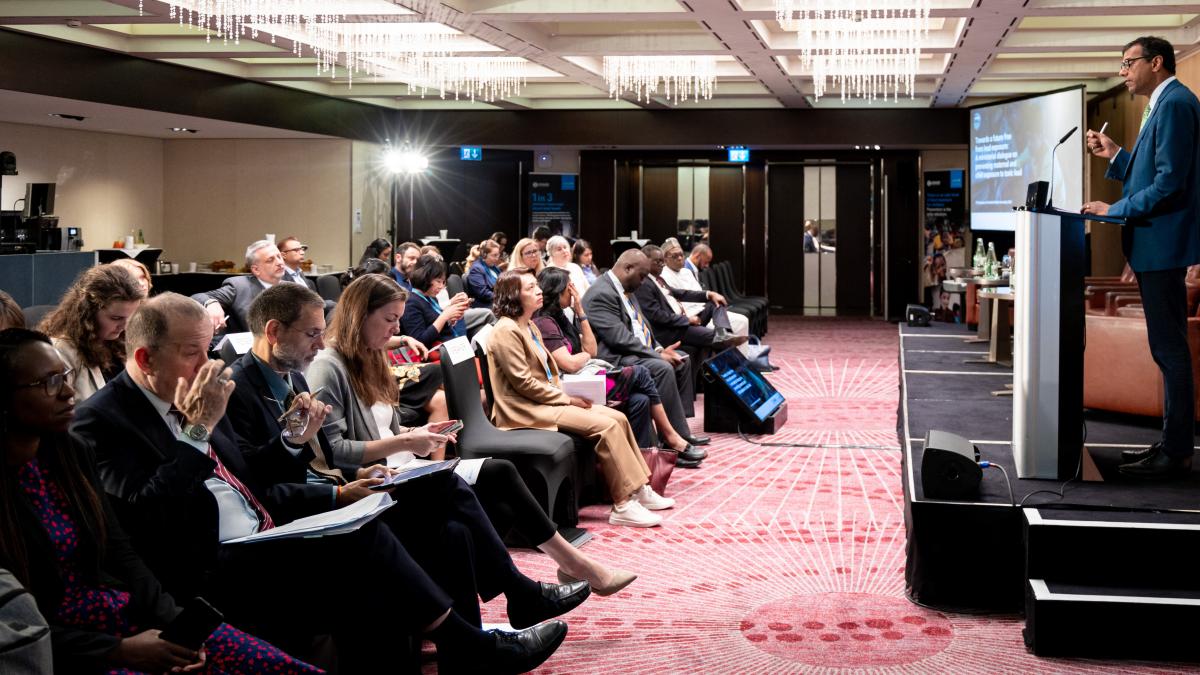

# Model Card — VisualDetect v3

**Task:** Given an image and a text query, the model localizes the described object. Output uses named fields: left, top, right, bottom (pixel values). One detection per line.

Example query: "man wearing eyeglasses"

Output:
left=278, top=236, right=316, bottom=291
left=1083, top=36, right=1200, bottom=480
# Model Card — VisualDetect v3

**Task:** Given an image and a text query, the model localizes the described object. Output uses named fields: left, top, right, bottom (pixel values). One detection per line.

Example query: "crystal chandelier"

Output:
left=774, top=0, right=931, bottom=101
left=602, top=56, right=717, bottom=105
left=391, top=57, right=530, bottom=102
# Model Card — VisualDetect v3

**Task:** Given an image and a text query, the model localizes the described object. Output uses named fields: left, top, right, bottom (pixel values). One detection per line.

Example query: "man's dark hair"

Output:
left=532, top=226, right=551, bottom=241
left=248, top=283, right=325, bottom=336
left=1125, top=36, right=1175, bottom=74
left=409, top=254, right=447, bottom=293
left=492, top=268, right=533, bottom=320
left=396, top=241, right=421, bottom=257
left=641, top=244, right=662, bottom=258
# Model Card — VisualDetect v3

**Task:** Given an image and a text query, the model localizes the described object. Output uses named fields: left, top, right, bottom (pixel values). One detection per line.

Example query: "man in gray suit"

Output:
left=192, top=239, right=286, bottom=335
left=581, top=249, right=710, bottom=450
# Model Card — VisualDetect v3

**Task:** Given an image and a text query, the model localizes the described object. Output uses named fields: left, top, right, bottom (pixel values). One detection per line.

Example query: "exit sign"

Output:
left=460, top=146, right=482, bottom=161
left=728, top=147, right=750, bottom=163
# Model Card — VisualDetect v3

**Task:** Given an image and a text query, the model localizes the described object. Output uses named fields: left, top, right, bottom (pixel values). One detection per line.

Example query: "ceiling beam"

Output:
left=931, top=0, right=1029, bottom=108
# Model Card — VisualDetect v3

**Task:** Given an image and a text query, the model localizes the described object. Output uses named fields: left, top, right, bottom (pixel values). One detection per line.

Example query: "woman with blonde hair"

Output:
left=109, top=258, right=153, bottom=296
left=488, top=268, right=675, bottom=529
left=38, top=264, right=143, bottom=401
left=511, top=237, right=544, bottom=276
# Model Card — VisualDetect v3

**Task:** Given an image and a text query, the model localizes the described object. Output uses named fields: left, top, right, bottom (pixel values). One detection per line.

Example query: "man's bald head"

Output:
left=613, top=249, right=650, bottom=293
left=689, top=243, right=713, bottom=270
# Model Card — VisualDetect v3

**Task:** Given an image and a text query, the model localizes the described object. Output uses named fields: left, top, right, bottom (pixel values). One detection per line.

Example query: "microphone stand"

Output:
left=1047, top=126, right=1077, bottom=208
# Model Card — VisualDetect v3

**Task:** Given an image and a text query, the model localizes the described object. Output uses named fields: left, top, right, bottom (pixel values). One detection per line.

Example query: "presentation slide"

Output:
left=969, top=86, right=1084, bottom=231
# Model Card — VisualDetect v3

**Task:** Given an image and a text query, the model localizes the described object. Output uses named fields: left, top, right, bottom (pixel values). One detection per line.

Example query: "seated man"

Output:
left=277, top=236, right=315, bottom=289
left=391, top=241, right=421, bottom=292
left=191, top=239, right=285, bottom=335
left=661, top=240, right=751, bottom=352
left=635, top=244, right=744, bottom=356
left=72, top=293, right=577, bottom=674
left=581, top=249, right=710, bottom=448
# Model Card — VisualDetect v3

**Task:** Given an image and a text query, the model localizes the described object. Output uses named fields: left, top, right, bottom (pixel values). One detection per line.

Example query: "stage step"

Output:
left=1024, top=507, right=1200, bottom=591
left=1024, top=579, right=1200, bottom=660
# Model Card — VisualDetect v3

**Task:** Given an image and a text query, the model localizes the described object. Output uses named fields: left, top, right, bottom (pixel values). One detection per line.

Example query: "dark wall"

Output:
left=767, top=165, right=806, bottom=311
left=641, top=166, right=679, bottom=244
left=836, top=164, right=873, bottom=314
left=883, top=155, right=923, bottom=321
left=709, top=166, right=747, bottom=287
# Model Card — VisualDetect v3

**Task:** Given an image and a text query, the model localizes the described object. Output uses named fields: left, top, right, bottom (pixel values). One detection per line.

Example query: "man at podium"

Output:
left=1083, top=36, right=1200, bottom=479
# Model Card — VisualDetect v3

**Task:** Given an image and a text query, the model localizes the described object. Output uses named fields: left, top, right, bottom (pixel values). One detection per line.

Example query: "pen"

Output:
left=1098, top=121, right=1109, bottom=136
left=274, top=386, right=328, bottom=422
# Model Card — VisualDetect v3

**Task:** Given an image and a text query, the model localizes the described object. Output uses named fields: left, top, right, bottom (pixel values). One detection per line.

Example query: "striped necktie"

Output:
left=626, top=294, right=654, bottom=346
left=169, top=406, right=275, bottom=531
left=1140, top=103, right=1151, bottom=132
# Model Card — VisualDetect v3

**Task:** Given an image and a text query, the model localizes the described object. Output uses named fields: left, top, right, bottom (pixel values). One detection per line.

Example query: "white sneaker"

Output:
left=635, top=484, right=675, bottom=511
left=609, top=499, right=662, bottom=527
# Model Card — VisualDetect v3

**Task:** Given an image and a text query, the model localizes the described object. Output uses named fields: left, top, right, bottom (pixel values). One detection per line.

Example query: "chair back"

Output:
left=316, top=274, right=342, bottom=302
left=21, top=304, right=56, bottom=328
left=438, top=338, right=494, bottom=439
left=446, top=273, right=466, bottom=298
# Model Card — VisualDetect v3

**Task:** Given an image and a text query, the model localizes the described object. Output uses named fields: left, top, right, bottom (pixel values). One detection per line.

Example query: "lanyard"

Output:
left=486, top=265, right=499, bottom=282
left=528, top=328, right=556, bottom=383
left=416, top=291, right=465, bottom=337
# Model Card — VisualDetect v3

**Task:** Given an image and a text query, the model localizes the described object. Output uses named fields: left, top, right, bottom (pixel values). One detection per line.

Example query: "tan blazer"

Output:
left=51, top=337, right=106, bottom=402
left=486, top=316, right=573, bottom=431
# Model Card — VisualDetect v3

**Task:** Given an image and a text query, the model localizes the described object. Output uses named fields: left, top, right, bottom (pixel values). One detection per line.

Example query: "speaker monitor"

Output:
left=1026, top=181, right=1049, bottom=211
left=921, top=430, right=982, bottom=500
left=906, top=303, right=931, bottom=327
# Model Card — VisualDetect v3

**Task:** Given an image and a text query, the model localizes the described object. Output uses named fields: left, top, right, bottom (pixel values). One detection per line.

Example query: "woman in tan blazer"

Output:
left=487, top=268, right=675, bottom=528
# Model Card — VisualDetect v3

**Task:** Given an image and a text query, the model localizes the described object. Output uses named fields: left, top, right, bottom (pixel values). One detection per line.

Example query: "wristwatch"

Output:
left=183, top=423, right=211, bottom=443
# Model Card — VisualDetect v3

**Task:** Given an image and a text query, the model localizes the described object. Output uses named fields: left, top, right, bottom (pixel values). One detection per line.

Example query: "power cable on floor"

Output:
left=737, top=426, right=902, bottom=452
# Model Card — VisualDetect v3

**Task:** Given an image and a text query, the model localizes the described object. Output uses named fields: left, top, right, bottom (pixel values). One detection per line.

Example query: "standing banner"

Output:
left=923, top=169, right=967, bottom=319
left=528, top=173, right=579, bottom=238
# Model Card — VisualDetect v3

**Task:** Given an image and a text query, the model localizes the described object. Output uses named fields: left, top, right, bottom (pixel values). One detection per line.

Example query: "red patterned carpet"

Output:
left=482, top=317, right=1188, bottom=674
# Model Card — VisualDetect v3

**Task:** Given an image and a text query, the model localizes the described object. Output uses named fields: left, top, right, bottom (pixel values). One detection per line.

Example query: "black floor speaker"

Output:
left=921, top=430, right=982, bottom=500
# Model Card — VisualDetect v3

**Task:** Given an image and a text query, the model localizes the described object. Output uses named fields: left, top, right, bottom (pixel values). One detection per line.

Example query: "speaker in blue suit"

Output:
left=1083, top=36, right=1200, bottom=479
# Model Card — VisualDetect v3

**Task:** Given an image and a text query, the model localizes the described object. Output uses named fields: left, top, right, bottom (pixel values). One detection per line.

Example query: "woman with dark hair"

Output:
left=0, top=328, right=321, bottom=674
left=466, top=239, right=504, bottom=309
left=340, top=257, right=391, bottom=289
left=401, top=254, right=471, bottom=349
left=308, top=275, right=633, bottom=594
left=488, top=269, right=675, bottom=529
left=533, top=268, right=700, bottom=464
left=572, top=239, right=598, bottom=284
left=38, top=264, right=144, bottom=401
left=0, top=289, right=23, bottom=330
left=358, top=238, right=392, bottom=266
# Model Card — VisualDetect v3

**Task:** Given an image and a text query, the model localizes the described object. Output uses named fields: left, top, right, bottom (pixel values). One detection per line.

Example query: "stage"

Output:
left=900, top=321, right=1200, bottom=659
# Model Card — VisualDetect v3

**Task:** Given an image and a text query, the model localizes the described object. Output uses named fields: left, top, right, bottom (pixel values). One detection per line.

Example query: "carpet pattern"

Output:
left=479, top=317, right=1189, bottom=674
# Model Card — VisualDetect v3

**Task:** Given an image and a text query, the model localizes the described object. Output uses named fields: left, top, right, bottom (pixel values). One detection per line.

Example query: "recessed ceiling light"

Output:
left=874, top=144, right=881, bottom=150
left=854, top=145, right=860, bottom=150
left=49, top=113, right=86, bottom=121
left=169, top=127, right=198, bottom=133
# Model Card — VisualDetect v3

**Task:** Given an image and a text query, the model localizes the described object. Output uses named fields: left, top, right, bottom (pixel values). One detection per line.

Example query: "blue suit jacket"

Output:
left=465, top=259, right=499, bottom=309
left=1106, top=79, right=1200, bottom=272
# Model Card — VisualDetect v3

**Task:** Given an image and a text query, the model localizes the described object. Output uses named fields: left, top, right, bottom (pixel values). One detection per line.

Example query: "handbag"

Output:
left=639, top=447, right=677, bottom=495
left=745, top=335, right=775, bottom=372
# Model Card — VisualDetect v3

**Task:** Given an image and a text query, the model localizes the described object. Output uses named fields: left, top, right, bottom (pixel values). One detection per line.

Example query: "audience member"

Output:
left=340, top=257, right=391, bottom=288
left=491, top=231, right=509, bottom=253
left=277, top=236, right=316, bottom=289
left=0, top=290, right=24, bottom=330
left=110, top=258, right=153, bottom=296
left=573, top=239, right=599, bottom=284
left=488, top=269, right=675, bottom=527
left=661, top=240, right=751, bottom=349
left=402, top=254, right=471, bottom=348
left=546, top=235, right=590, bottom=294
left=685, top=242, right=712, bottom=276
left=420, top=244, right=443, bottom=259
left=512, top=237, right=545, bottom=276
left=39, top=264, right=143, bottom=401
left=636, top=245, right=743, bottom=355
left=359, top=237, right=392, bottom=266
left=582, top=250, right=709, bottom=447
left=191, top=239, right=286, bottom=334
left=804, top=220, right=820, bottom=252
left=467, top=239, right=504, bottom=309
left=308, top=275, right=631, bottom=592
left=391, top=241, right=421, bottom=291
left=534, top=268, right=703, bottom=468
left=71, top=293, right=572, bottom=674
left=531, top=226, right=551, bottom=256
left=0, top=328, right=322, bottom=674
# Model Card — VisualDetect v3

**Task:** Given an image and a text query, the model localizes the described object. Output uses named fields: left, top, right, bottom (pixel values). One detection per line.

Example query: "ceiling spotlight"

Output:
left=49, top=113, right=87, bottom=121
left=169, top=127, right=198, bottom=133
left=874, top=144, right=881, bottom=150
left=854, top=145, right=860, bottom=150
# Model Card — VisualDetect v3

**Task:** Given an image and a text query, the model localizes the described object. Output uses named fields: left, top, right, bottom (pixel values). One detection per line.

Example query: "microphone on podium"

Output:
left=1047, top=126, right=1077, bottom=208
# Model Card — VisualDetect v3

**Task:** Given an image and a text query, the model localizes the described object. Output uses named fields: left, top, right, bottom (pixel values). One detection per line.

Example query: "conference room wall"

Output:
left=162, top=139, right=352, bottom=270
left=0, top=121, right=163, bottom=254
left=350, top=140, right=394, bottom=265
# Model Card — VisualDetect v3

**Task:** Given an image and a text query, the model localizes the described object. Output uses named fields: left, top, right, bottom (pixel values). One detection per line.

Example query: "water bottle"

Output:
left=973, top=239, right=985, bottom=270
left=985, top=242, right=998, bottom=279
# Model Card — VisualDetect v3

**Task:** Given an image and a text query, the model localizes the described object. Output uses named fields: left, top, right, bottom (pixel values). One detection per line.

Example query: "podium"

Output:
left=1012, top=207, right=1125, bottom=479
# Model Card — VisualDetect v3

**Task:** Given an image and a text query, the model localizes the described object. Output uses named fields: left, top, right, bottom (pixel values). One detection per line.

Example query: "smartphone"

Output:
left=159, top=597, right=224, bottom=651
left=430, top=419, right=463, bottom=435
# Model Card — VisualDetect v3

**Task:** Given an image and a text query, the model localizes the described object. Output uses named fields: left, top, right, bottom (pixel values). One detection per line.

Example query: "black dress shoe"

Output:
left=1121, top=442, right=1161, bottom=464
left=685, top=435, right=711, bottom=446
left=669, top=444, right=707, bottom=462
left=442, top=620, right=568, bottom=675
left=675, top=455, right=703, bottom=468
left=507, top=581, right=590, bottom=629
left=1118, top=449, right=1193, bottom=480
left=712, top=333, right=750, bottom=351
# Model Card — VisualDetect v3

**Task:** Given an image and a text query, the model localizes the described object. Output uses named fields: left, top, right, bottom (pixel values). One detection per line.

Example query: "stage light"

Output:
left=384, top=147, right=429, bottom=175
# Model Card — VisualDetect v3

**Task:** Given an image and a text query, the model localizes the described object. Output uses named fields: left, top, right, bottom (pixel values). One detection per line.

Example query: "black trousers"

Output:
left=1137, top=268, right=1196, bottom=457
left=624, top=355, right=694, bottom=439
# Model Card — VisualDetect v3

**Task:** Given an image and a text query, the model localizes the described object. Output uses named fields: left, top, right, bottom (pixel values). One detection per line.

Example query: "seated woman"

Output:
left=573, top=239, right=599, bottom=285
left=0, top=290, right=24, bottom=330
left=511, top=237, right=544, bottom=276
left=109, top=258, right=153, bottom=297
left=487, top=269, right=676, bottom=528
left=401, top=254, right=471, bottom=350
left=0, top=328, right=321, bottom=674
left=38, top=264, right=144, bottom=401
left=534, top=268, right=703, bottom=467
left=358, top=237, right=392, bottom=266
left=309, top=274, right=634, bottom=594
left=466, top=239, right=504, bottom=310
left=545, top=236, right=589, bottom=294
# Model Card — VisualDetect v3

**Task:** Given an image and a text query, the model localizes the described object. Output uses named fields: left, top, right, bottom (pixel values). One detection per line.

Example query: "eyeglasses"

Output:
left=1120, top=55, right=1153, bottom=70
left=17, top=368, right=74, bottom=397
left=282, top=245, right=309, bottom=253
left=287, top=325, right=325, bottom=341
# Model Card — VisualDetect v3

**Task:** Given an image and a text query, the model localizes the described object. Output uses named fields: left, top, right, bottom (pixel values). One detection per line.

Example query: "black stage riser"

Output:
left=1024, top=582, right=1200, bottom=661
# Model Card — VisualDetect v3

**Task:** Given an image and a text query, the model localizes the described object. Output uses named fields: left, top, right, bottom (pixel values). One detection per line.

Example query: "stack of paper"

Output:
left=562, top=373, right=606, bottom=404
left=225, top=492, right=395, bottom=544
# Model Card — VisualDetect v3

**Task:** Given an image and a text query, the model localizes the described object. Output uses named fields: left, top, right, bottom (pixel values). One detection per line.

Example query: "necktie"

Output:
left=170, top=406, right=275, bottom=531
left=655, top=276, right=686, bottom=316
left=626, top=294, right=654, bottom=346
left=1140, top=104, right=1151, bottom=131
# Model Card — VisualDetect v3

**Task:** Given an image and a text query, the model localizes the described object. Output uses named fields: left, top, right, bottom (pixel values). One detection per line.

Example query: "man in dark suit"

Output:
left=1084, top=35, right=1200, bottom=479
left=277, top=236, right=317, bottom=290
left=582, top=249, right=710, bottom=451
left=635, top=244, right=741, bottom=352
left=190, top=239, right=286, bottom=335
left=73, top=292, right=573, bottom=674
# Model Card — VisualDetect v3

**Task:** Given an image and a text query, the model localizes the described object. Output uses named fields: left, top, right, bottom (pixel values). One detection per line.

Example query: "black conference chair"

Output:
left=446, top=273, right=466, bottom=298
left=315, top=274, right=342, bottom=303
left=21, top=305, right=56, bottom=328
left=438, top=340, right=580, bottom=528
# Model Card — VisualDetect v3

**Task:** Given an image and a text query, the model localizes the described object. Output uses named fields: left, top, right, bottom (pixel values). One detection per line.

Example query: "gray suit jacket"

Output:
left=305, top=348, right=404, bottom=467
left=189, top=275, right=264, bottom=334
left=581, top=272, right=662, bottom=365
